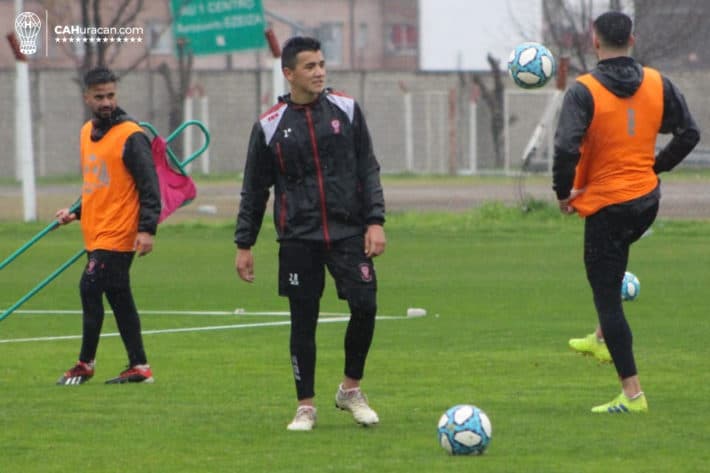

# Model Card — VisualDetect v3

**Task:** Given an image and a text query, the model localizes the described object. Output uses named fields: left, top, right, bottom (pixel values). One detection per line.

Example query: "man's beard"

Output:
left=94, top=107, right=114, bottom=121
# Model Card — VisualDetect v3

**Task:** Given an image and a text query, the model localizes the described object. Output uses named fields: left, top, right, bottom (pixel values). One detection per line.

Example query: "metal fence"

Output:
left=1, top=67, right=708, bottom=179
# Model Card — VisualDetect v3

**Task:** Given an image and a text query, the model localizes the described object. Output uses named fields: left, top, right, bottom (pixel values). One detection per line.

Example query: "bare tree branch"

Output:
left=108, top=0, right=143, bottom=29
left=538, top=0, right=707, bottom=72
left=157, top=62, right=178, bottom=103
left=470, top=53, right=506, bottom=166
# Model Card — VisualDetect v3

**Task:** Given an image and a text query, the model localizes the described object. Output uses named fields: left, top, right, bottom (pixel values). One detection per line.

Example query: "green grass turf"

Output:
left=2, top=166, right=709, bottom=188
left=1, top=204, right=709, bottom=472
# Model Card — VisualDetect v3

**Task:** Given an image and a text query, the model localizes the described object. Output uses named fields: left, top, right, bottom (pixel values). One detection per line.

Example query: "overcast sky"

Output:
left=418, top=0, right=544, bottom=71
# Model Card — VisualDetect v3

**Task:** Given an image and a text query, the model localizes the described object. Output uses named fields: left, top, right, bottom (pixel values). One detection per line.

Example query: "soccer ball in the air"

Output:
left=507, top=42, right=556, bottom=89
left=622, top=271, right=640, bottom=301
left=437, top=404, right=492, bottom=455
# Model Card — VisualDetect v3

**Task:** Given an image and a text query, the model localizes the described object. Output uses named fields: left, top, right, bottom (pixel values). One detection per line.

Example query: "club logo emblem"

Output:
left=15, top=12, right=42, bottom=55
left=359, top=263, right=373, bottom=282
left=331, top=119, right=341, bottom=134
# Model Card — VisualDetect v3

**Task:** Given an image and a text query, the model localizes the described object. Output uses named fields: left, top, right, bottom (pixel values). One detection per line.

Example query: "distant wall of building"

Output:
left=1, top=67, right=708, bottom=179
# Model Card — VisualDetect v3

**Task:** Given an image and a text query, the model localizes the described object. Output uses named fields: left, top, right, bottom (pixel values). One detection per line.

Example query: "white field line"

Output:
left=0, top=314, right=411, bottom=344
left=7, top=309, right=387, bottom=317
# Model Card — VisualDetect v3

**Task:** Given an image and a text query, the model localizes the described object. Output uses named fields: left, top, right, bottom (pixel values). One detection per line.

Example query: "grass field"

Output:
left=1, top=204, right=709, bottom=473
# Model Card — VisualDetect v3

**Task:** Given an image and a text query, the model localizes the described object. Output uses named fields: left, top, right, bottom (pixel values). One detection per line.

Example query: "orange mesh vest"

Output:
left=571, top=67, right=662, bottom=217
left=80, top=120, right=144, bottom=251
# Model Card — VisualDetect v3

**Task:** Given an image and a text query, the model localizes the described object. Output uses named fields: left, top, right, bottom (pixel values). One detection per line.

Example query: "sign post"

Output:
left=171, top=0, right=267, bottom=55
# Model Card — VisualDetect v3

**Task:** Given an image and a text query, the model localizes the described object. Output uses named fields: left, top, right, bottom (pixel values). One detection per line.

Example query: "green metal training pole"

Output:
left=165, top=120, right=211, bottom=171
left=0, top=221, right=59, bottom=270
left=0, top=248, right=86, bottom=322
left=140, top=120, right=211, bottom=176
left=0, top=200, right=80, bottom=271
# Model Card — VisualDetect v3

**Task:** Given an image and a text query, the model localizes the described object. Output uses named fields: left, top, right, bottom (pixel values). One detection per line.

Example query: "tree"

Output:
left=44, top=0, right=194, bottom=153
left=469, top=55, right=506, bottom=168
left=45, top=0, right=148, bottom=118
left=541, top=0, right=710, bottom=73
left=632, top=0, right=710, bottom=69
left=157, top=38, right=193, bottom=157
left=470, top=0, right=708, bottom=172
left=542, top=0, right=598, bottom=75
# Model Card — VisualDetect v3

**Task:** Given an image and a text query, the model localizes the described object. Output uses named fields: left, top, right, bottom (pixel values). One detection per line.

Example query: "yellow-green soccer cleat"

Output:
left=591, top=392, right=648, bottom=414
left=568, top=333, right=612, bottom=363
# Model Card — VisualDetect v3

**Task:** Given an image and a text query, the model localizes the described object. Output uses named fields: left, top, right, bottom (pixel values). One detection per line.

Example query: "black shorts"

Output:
left=278, top=236, right=377, bottom=300
left=82, top=249, right=134, bottom=290
left=584, top=187, right=659, bottom=285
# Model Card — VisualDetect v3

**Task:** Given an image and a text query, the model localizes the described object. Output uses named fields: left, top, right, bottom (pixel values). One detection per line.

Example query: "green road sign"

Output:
left=171, top=0, right=266, bottom=55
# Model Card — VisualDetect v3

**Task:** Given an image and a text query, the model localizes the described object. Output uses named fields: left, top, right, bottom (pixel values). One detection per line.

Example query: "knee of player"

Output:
left=347, top=289, right=377, bottom=316
left=79, top=275, right=100, bottom=297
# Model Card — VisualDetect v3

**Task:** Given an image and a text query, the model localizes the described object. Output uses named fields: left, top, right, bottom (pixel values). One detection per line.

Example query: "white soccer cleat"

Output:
left=287, top=406, right=317, bottom=431
left=335, top=384, right=379, bottom=426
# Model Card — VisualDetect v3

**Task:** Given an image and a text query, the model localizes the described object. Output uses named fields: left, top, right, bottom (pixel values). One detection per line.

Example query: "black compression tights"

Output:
left=78, top=251, right=147, bottom=367
left=289, top=297, right=319, bottom=400
left=288, top=292, right=377, bottom=400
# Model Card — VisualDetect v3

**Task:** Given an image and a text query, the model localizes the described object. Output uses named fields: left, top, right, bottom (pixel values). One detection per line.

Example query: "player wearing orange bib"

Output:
left=55, top=67, right=161, bottom=385
left=553, top=11, right=699, bottom=413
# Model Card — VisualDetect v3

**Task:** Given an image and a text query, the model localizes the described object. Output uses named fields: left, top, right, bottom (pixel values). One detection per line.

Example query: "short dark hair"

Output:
left=83, top=66, right=118, bottom=88
left=281, top=36, right=321, bottom=70
left=593, top=11, right=633, bottom=48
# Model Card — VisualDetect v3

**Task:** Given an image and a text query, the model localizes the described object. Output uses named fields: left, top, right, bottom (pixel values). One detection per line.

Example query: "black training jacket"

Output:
left=235, top=89, right=385, bottom=249
left=552, top=56, right=701, bottom=200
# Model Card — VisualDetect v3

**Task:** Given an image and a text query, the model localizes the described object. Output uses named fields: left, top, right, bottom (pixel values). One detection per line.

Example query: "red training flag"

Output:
left=151, top=136, right=197, bottom=223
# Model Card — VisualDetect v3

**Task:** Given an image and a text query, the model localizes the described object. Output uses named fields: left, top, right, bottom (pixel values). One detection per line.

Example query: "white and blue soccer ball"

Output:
left=437, top=404, right=492, bottom=455
left=622, top=271, right=640, bottom=301
left=507, top=42, right=556, bottom=89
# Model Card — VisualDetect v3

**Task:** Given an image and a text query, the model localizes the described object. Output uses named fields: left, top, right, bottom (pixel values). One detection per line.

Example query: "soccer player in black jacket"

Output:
left=234, top=37, right=386, bottom=431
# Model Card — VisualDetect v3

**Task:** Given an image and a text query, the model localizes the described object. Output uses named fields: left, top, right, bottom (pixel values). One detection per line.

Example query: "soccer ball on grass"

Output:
left=507, top=42, right=556, bottom=89
left=621, top=271, right=640, bottom=301
left=437, top=404, right=492, bottom=455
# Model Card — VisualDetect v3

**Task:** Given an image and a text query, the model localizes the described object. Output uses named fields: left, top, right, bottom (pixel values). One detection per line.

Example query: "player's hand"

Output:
left=558, top=189, right=583, bottom=215
left=135, top=232, right=154, bottom=256
left=55, top=208, right=77, bottom=225
left=236, top=248, right=255, bottom=282
left=365, top=224, right=386, bottom=258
